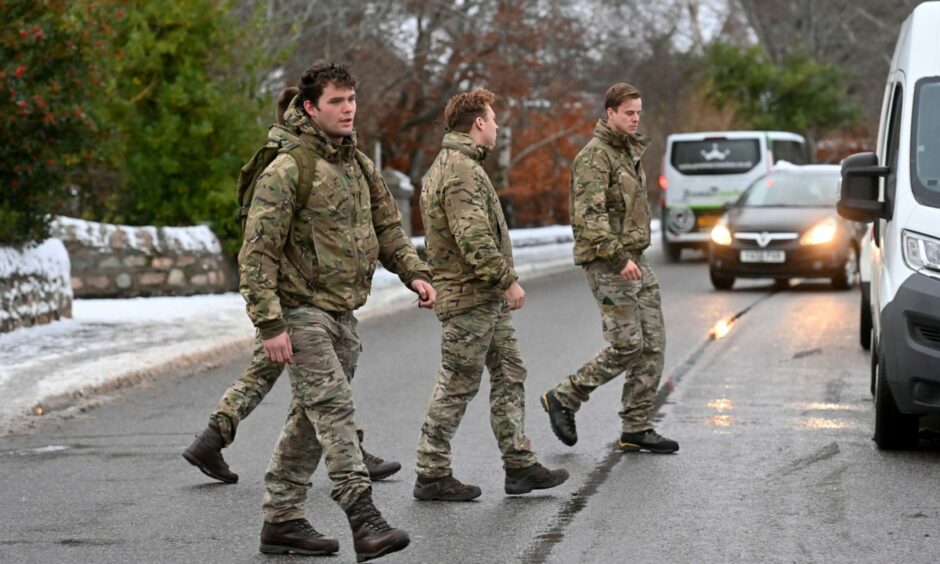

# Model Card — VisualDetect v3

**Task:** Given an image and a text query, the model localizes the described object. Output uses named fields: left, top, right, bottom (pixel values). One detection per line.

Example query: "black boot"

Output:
left=619, top=429, right=679, bottom=454
left=345, top=489, right=410, bottom=562
left=259, top=518, right=339, bottom=555
left=413, top=474, right=482, bottom=501
left=505, top=463, right=569, bottom=495
left=358, top=430, right=401, bottom=481
left=541, top=390, right=578, bottom=446
left=182, top=421, right=238, bottom=483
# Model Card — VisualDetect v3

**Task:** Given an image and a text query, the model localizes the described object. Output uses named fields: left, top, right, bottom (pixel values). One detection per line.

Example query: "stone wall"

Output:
left=51, top=217, right=236, bottom=298
left=0, top=239, right=73, bottom=333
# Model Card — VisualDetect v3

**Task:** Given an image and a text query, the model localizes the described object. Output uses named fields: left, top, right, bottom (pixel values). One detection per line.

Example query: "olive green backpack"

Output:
left=235, top=126, right=318, bottom=233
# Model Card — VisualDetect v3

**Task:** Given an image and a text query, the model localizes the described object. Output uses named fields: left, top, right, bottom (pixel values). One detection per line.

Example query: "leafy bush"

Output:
left=703, top=43, right=859, bottom=141
left=90, top=0, right=268, bottom=255
left=0, top=1, right=107, bottom=244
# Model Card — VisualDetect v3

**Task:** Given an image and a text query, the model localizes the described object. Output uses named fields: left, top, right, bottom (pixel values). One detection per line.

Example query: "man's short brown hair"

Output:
left=604, top=82, right=641, bottom=111
left=298, top=62, right=357, bottom=108
left=444, top=88, right=496, bottom=133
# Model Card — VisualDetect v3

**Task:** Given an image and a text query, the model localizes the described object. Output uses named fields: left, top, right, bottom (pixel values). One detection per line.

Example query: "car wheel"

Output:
left=709, top=269, right=734, bottom=290
left=773, top=278, right=790, bottom=290
left=869, top=332, right=877, bottom=397
left=860, top=286, right=872, bottom=350
left=831, top=245, right=859, bottom=290
left=664, top=241, right=682, bottom=263
left=873, top=337, right=919, bottom=450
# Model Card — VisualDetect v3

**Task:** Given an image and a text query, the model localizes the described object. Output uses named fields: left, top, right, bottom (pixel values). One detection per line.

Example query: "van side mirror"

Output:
left=838, top=152, right=888, bottom=222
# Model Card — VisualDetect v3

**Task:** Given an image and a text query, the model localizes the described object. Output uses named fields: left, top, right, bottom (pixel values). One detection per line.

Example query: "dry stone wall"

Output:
left=51, top=217, right=236, bottom=298
left=0, top=239, right=73, bottom=333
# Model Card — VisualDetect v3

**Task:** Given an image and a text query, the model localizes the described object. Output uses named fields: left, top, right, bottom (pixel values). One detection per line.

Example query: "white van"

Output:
left=838, top=1, right=940, bottom=450
left=660, top=131, right=809, bottom=261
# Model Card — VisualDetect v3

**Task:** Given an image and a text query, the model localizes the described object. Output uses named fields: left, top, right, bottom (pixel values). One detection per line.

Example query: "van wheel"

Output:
left=709, top=270, right=734, bottom=290
left=664, top=241, right=682, bottom=262
left=873, top=338, right=919, bottom=449
left=831, top=245, right=859, bottom=290
left=860, top=287, right=872, bottom=350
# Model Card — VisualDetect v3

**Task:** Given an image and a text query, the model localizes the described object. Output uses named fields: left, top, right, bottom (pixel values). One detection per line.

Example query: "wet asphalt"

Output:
left=1, top=246, right=938, bottom=563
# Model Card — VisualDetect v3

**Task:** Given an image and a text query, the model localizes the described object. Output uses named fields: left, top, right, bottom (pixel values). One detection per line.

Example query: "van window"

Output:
left=912, top=78, right=940, bottom=207
left=771, top=140, right=808, bottom=164
left=671, top=139, right=760, bottom=175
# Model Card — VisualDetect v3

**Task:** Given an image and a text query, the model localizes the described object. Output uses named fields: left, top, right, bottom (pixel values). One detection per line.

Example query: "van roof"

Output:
left=665, top=131, right=806, bottom=142
left=897, top=2, right=940, bottom=78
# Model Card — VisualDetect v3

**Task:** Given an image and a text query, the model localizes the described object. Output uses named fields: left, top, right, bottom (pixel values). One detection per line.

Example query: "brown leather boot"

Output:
left=259, top=518, right=339, bottom=555
left=182, top=421, right=238, bottom=483
left=413, top=474, right=482, bottom=501
left=345, top=489, right=410, bottom=562
left=505, top=463, right=569, bottom=495
left=358, top=430, right=401, bottom=481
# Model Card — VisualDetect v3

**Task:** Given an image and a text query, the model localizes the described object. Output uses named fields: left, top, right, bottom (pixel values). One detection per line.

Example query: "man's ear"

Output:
left=303, top=99, right=318, bottom=119
left=473, top=115, right=484, bottom=131
left=605, top=106, right=614, bottom=121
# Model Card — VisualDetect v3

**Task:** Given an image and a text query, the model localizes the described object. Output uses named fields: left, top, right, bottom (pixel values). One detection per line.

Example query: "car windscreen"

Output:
left=739, top=172, right=841, bottom=207
left=670, top=139, right=760, bottom=175
left=912, top=78, right=940, bottom=207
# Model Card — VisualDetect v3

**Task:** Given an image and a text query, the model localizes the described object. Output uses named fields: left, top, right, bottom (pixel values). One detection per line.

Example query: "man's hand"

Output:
left=410, top=279, right=436, bottom=309
left=504, top=281, right=526, bottom=310
left=620, top=259, right=642, bottom=281
left=263, top=331, right=293, bottom=364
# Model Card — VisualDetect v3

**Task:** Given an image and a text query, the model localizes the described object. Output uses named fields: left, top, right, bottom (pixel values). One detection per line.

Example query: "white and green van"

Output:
left=660, top=131, right=809, bottom=261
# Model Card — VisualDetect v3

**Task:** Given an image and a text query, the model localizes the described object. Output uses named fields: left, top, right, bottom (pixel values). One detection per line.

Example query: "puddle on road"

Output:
left=3, top=445, right=70, bottom=456
left=790, top=402, right=862, bottom=412
left=800, top=417, right=854, bottom=430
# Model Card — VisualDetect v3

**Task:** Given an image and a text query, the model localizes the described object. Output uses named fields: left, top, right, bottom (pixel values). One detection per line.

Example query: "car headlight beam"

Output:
left=710, top=222, right=732, bottom=246
left=800, top=217, right=838, bottom=246
left=903, top=230, right=940, bottom=273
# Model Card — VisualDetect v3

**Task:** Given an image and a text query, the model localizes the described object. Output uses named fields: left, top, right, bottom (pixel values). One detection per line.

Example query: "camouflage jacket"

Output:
left=420, top=132, right=517, bottom=319
left=239, top=103, right=431, bottom=338
left=569, top=119, right=652, bottom=269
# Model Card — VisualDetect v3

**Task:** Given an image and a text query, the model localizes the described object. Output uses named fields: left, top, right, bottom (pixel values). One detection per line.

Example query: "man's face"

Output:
left=606, top=97, right=642, bottom=136
left=476, top=104, right=499, bottom=149
left=304, top=83, right=356, bottom=140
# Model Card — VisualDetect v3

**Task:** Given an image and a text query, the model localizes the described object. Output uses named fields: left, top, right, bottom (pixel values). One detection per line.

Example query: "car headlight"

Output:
left=710, top=220, right=732, bottom=246
left=902, top=230, right=940, bottom=273
left=800, top=217, right=838, bottom=246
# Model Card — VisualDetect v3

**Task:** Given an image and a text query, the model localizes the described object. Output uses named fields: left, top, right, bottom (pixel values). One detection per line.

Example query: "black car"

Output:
left=707, top=165, right=866, bottom=290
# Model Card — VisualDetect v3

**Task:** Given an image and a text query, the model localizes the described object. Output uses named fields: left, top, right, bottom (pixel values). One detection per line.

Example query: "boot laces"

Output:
left=295, top=520, right=324, bottom=538
left=361, top=448, right=385, bottom=466
left=354, top=501, right=392, bottom=533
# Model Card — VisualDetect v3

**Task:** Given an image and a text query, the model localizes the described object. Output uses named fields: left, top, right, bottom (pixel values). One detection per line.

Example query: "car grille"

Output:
left=910, top=315, right=940, bottom=350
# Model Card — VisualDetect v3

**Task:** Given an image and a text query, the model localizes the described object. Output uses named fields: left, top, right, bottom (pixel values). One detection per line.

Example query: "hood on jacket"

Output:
left=283, top=96, right=358, bottom=163
left=441, top=131, right=490, bottom=163
left=594, top=119, right=650, bottom=161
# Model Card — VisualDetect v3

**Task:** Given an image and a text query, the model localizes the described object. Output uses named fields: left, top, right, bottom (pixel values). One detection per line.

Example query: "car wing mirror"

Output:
left=838, top=152, right=888, bottom=223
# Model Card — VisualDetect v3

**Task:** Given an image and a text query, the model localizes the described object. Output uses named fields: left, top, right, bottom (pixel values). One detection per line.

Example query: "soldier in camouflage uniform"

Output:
left=541, top=83, right=678, bottom=455
left=240, top=63, right=432, bottom=560
left=413, top=89, right=569, bottom=502
left=182, top=86, right=402, bottom=487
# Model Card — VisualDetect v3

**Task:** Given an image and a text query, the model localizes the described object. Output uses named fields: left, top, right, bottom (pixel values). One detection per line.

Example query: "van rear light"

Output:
left=659, top=175, right=668, bottom=190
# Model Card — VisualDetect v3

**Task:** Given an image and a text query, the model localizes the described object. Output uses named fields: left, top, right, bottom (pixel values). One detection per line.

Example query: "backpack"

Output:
left=235, top=127, right=319, bottom=233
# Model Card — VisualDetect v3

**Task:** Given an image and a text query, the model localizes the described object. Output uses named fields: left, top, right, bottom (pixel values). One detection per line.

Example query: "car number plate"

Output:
left=740, top=250, right=785, bottom=263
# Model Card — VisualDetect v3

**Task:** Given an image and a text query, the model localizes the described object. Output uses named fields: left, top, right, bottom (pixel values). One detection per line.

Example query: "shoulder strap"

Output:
left=284, top=143, right=317, bottom=213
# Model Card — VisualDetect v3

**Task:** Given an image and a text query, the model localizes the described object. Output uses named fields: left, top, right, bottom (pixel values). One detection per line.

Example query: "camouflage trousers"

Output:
left=416, top=300, right=538, bottom=478
left=262, top=306, right=370, bottom=522
left=552, top=254, right=665, bottom=433
left=210, top=330, right=365, bottom=446
left=209, top=331, right=284, bottom=446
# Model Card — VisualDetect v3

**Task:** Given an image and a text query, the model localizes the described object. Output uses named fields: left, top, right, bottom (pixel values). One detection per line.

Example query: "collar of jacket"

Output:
left=594, top=119, right=650, bottom=160
left=441, top=131, right=489, bottom=163
left=283, top=101, right=357, bottom=163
